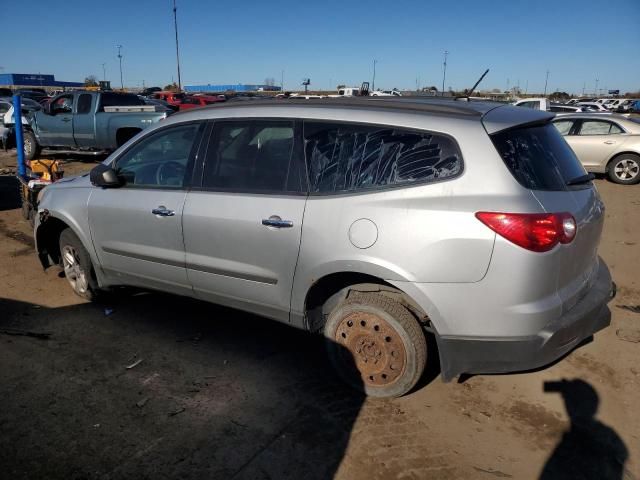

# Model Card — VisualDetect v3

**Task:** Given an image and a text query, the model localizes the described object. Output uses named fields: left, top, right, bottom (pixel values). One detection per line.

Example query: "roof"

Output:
left=176, top=96, right=503, bottom=117
left=165, top=96, right=555, bottom=134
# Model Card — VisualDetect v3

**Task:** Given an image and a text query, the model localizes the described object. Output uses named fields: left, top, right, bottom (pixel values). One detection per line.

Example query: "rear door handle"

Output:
left=262, top=215, right=293, bottom=228
left=604, top=140, right=615, bottom=144
left=152, top=206, right=175, bottom=217
left=61, top=117, right=71, bottom=123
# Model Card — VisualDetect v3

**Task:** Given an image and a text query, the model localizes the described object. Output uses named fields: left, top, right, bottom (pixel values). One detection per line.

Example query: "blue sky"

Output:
left=3, top=0, right=639, bottom=94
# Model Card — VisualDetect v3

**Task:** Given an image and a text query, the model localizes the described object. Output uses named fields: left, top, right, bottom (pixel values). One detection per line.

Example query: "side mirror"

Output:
left=90, top=164, right=121, bottom=188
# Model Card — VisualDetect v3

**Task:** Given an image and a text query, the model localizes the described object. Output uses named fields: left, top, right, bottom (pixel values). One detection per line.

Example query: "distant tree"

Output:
left=264, top=77, right=276, bottom=86
left=163, top=82, right=179, bottom=91
left=336, top=84, right=346, bottom=90
left=84, top=75, right=99, bottom=87
left=491, top=88, right=501, bottom=93
left=549, top=91, right=570, bottom=101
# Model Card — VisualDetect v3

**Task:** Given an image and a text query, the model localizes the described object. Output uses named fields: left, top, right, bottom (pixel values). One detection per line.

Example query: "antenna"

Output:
left=455, top=69, right=489, bottom=101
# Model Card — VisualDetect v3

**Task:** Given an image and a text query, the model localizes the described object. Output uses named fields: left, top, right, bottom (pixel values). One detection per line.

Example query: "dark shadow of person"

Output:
left=540, top=379, right=628, bottom=480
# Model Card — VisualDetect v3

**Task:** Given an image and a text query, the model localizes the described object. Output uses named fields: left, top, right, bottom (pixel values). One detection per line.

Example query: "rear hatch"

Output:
left=488, top=118, right=605, bottom=312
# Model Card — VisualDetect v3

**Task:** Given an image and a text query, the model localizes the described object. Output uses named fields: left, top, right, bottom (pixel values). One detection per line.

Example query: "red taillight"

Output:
left=475, top=212, right=576, bottom=252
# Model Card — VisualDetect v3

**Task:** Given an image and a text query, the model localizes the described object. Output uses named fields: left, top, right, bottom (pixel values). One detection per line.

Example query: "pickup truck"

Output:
left=23, top=91, right=167, bottom=160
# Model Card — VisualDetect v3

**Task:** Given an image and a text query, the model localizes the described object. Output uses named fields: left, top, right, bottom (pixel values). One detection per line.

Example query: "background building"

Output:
left=0, top=73, right=83, bottom=90
left=184, top=84, right=282, bottom=93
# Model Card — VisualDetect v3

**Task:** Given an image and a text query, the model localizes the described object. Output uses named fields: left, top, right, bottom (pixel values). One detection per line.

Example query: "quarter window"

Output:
left=553, top=120, right=575, bottom=136
left=114, top=123, right=201, bottom=188
left=203, top=120, right=302, bottom=193
left=304, top=122, right=462, bottom=194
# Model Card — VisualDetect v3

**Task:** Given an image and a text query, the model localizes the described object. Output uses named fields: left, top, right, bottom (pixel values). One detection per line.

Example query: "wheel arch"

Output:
left=302, top=271, right=441, bottom=336
left=35, top=211, right=103, bottom=284
left=606, top=150, right=640, bottom=170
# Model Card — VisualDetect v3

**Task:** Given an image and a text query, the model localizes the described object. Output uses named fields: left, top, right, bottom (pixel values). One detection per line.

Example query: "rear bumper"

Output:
left=438, top=258, right=613, bottom=381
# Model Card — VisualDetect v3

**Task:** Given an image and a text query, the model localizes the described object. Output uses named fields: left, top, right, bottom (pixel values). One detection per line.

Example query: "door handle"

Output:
left=152, top=206, right=175, bottom=217
left=604, top=140, right=615, bottom=144
left=61, top=117, right=71, bottom=123
left=262, top=215, right=293, bottom=228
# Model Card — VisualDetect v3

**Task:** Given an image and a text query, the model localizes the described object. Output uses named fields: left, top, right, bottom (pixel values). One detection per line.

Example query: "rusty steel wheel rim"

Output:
left=335, top=310, right=406, bottom=387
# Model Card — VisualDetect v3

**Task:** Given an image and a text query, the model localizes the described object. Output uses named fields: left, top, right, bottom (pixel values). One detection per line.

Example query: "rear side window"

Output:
left=202, top=120, right=304, bottom=193
left=578, top=120, right=623, bottom=135
left=77, top=94, right=92, bottom=114
left=304, top=122, right=462, bottom=194
left=492, top=123, right=587, bottom=191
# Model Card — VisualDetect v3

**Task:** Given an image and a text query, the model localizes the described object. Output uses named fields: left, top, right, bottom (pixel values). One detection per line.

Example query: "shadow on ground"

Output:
left=541, top=378, right=629, bottom=479
left=0, top=293, right=365, bottom=480
left=0, top=176, right=21, bottom=211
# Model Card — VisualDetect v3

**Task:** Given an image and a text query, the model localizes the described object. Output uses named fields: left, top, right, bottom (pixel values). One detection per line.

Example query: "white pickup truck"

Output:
left=513, top=98, right=588, bottom=113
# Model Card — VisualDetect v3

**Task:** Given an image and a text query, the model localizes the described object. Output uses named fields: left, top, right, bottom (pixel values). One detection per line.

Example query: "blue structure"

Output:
left=0, top=73, right=83, bottom=89
left=13, top=96, right=26, bottom=177
left=184, top=84, right=282, bottom=93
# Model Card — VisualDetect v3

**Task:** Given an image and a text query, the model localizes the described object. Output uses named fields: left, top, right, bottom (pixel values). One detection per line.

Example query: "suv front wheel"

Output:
left=324, top=292, right=427, bottom=397
left=59, top=228, right=98, bottom=301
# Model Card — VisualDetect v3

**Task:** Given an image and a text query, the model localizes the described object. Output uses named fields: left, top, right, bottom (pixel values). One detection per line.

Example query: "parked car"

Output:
left=180, top=95, right=226, bottom=108
left=138, top=95, right=179, bottom=113
left=141, top=87, right=162, bottom=97
left=0, top=98, right=41, bottom=150
left=370, top=90, right=402, bottom=97
left=152, top=91, right=187, bottom=106
left=576, top=102, right=609, bottom=112
left=552, top=114, right=640, bottom=184
left=514, top=98, right=584, bottom=113
left=15, top=89, right=49, bottom=104
left=34, top=98, right=613, bottom=397
left=24, top=91, right=167, bottom=160
left=0, top=88, right=13, bottom=97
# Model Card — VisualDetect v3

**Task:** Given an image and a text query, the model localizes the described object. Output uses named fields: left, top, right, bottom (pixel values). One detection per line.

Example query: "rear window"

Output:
left=491, top=123, right=588, bottom=191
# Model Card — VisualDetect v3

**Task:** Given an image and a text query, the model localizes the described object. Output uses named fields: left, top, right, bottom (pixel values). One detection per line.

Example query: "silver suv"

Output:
left=34, top=98, right=614, bottom=397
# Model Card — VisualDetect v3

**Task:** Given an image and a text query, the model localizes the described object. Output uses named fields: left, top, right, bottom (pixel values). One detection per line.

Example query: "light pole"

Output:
left=595, top=78, right=599, bottom=97
left=543, top=70, right=549, bottom=97
left=372, top=59, right=377, bottom=91
left=172, top=0, right=182, bottom=90
left=281, top=70, right=284, bottom=91
left=441, top=50, right=448, bottom=96
left=116, top=45, right=124, bottom=89
left=101, top=63, right=106, bottom=82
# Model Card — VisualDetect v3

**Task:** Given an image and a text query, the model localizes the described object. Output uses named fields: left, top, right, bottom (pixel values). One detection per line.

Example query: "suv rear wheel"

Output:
left=59, top=228, right=98, bottom=301
left=324, top=292, right=427, bottom=397
left=608, top=154, right=640, bottom=185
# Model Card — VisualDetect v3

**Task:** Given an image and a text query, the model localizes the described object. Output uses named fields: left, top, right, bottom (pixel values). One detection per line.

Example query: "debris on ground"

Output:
left=617, top=304, right=640, bottom=314
left=125, top=358, right=144, bottom=370
left=168, top=407, right=185, bottom=417
left=135, top=397, right=149, bottom=408
left=104, top=307, right=115, bottom=316
left=473, top=466, right=513, bottom=478
left=616, top=328, right=640, bottom=343
left=0, top=327, right=51, bottom=340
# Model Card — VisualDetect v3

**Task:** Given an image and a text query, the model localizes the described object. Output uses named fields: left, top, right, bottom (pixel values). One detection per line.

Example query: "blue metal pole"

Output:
left=13, top=95, right=26, bottom=177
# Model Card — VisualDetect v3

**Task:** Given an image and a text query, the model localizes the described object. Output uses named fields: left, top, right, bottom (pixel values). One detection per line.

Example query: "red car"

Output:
left=151, top=92, right=225, bottom=110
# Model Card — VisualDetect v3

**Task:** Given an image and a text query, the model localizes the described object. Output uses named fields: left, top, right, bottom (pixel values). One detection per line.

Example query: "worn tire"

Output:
left=58, top=228, right=98, bottom=301
left=324, top=292, right=427, bottom=398
left=607, top=154, right=640, bottom=185
left=23, top=130, right=41, bottom=161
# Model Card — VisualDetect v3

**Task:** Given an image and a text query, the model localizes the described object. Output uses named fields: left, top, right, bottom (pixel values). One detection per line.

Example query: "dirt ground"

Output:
left=0, top=149, right=638, bottom=480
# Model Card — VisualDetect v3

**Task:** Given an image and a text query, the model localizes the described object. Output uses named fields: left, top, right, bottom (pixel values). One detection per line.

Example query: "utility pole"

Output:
left=441, top=50, right=448, bottom=96
left=116, top=45, right=124, bottom=89
left=543, top=70, right=549, bottom=97
left=595, top=78, right=599, bottom=97
left=172, top=0, right=182, bottom=90
left=525, top=80, right=528, bottom=95
left=582, top=82, right=586, bottom=96
left=281, top=70, right=284, bottom=91
left=372, top=59, right=377, bottom=91
left=101, top=63, right=106, bottom=81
